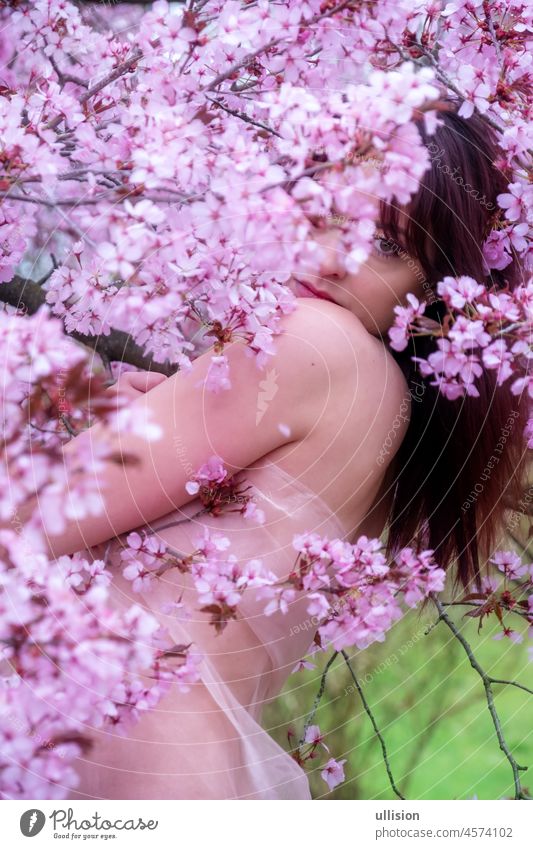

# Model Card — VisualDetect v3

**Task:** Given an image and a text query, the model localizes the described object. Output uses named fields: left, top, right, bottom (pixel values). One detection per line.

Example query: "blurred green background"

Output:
left=263, top=574, right=533, bottom=800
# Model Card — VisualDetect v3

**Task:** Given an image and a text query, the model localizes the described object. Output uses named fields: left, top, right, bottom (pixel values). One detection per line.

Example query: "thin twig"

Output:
left=484, top=5, right=503, bottom=65
left=297, top=650, right=338, bottom=749
left=205, top=96, right=282, bottom=137
left=438, top=599, right=532, bottom=621
left=341, top=649, right=406, bottom=800
left=490, top=679, right=533, bottom=698
left=46, top=48, right=143, bottom=131
left=432, top=596, right=530, bottom=800
left=412, top=45, right=504, bottom=134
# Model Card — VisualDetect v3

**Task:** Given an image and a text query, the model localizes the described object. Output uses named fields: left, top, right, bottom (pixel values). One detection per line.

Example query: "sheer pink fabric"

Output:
left=68, top=461, right=347, bottom=800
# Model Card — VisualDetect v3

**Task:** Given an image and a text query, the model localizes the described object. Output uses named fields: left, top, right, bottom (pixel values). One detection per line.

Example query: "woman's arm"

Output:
left=11, top=300, right=363, bottom=561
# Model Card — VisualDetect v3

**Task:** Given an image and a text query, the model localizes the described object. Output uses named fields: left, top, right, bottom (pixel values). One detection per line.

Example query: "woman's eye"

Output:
left=372, top=234, right=398, bottom=259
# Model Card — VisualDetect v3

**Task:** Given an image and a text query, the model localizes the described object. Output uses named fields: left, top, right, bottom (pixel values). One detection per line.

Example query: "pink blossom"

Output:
left=493, top=628, right=524, bottom=645
left=498, top=182, right=532, bottom=223
left=388, top=294, right=425, bottom=351
left=304, top=724, right=330, bottom=752
left=490, top=551, right=528, bottom=580
left=321, top=757, right=347, bottom=791
left=437, top=276, right=486, bottom=310
left=482, top=230, right=513, bottom=273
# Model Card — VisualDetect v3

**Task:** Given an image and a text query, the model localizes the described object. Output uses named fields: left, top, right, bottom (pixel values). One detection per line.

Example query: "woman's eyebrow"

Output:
left=376, top=221, right=409, bottom=249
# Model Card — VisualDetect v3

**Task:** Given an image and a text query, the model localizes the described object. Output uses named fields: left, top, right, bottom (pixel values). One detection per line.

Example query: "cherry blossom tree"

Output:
left=0, top=0, right=531, bottom=799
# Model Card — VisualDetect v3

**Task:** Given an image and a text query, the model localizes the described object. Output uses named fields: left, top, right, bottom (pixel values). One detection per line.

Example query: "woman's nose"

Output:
left=313, top=228, right=347, bottom=281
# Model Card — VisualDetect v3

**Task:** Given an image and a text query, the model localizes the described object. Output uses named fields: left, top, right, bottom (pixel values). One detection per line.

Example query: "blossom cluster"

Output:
left=389, top=276, right=532, bottom=438
left=0, top=0, right=528, bottom=384
left=0, top=308, right=182, bottom=798
left=259, top=532, right=446, bottom=653
left=0, top=527, right=203, bottom=799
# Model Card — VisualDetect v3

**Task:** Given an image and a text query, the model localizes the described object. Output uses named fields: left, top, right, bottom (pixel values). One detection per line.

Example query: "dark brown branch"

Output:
left=0, top=274, right=177, bottom=376
left=48, top=54, right=88, bottom=89
left=432, top=596, right=530, bottom=800
left=341, top=648, right=406, bottom=800
left=2, top=189, right=192, bottom=207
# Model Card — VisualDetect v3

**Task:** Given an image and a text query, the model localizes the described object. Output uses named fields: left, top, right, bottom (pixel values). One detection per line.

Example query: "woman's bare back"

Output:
left=247, top=297, right=412, bottom=544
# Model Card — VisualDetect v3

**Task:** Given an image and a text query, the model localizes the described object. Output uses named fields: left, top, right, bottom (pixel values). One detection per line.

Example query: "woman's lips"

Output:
left=293, top=278, right=336, bottom=302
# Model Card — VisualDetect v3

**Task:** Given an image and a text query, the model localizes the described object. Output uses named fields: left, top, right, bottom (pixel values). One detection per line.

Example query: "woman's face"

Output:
left=289, top=214, right=428, bottom=338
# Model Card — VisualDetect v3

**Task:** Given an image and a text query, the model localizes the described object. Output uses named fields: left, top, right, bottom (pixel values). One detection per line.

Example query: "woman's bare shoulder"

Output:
left=271, top=298, right=412, bottom=484
left=277, top=298, right=408, bottom=400
left=277, top=297, right=373, bottom=357
left=278, top=298, right=411, bottom=428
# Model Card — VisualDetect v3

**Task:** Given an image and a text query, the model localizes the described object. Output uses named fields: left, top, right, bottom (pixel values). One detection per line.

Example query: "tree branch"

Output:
left=432, top=596, right=531, bottom=800
left=341, top=649, right=406, bottom=800
left=46, top=48, right=143, bottom=131
left=437, top=599, right=532, bottom=622
left=205, top=96, right=282, bottom=138
left=0, top=274, right=177, bottom=376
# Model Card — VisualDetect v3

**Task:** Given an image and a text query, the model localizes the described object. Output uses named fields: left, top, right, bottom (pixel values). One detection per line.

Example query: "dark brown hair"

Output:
left=378, top=100, right=530, bottom=592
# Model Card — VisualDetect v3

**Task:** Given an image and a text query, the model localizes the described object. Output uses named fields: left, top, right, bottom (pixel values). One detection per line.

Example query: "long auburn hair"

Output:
left=378, top=100, right=530, bottom=592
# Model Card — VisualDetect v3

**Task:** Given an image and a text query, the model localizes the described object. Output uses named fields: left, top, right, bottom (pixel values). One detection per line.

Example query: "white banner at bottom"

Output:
left=2, top=799, right=531, bottom=849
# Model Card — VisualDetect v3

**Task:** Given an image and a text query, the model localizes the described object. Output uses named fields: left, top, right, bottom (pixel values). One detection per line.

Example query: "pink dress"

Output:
left=70, top=460, right=347, bottom=800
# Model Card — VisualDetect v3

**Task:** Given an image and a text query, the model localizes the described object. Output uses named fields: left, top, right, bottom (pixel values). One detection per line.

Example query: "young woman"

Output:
left=31, top=99, right=529, bottom=800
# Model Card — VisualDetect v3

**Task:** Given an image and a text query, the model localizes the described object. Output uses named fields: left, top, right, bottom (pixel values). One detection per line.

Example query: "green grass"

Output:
left=262, top=606, right=533, bottom=799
